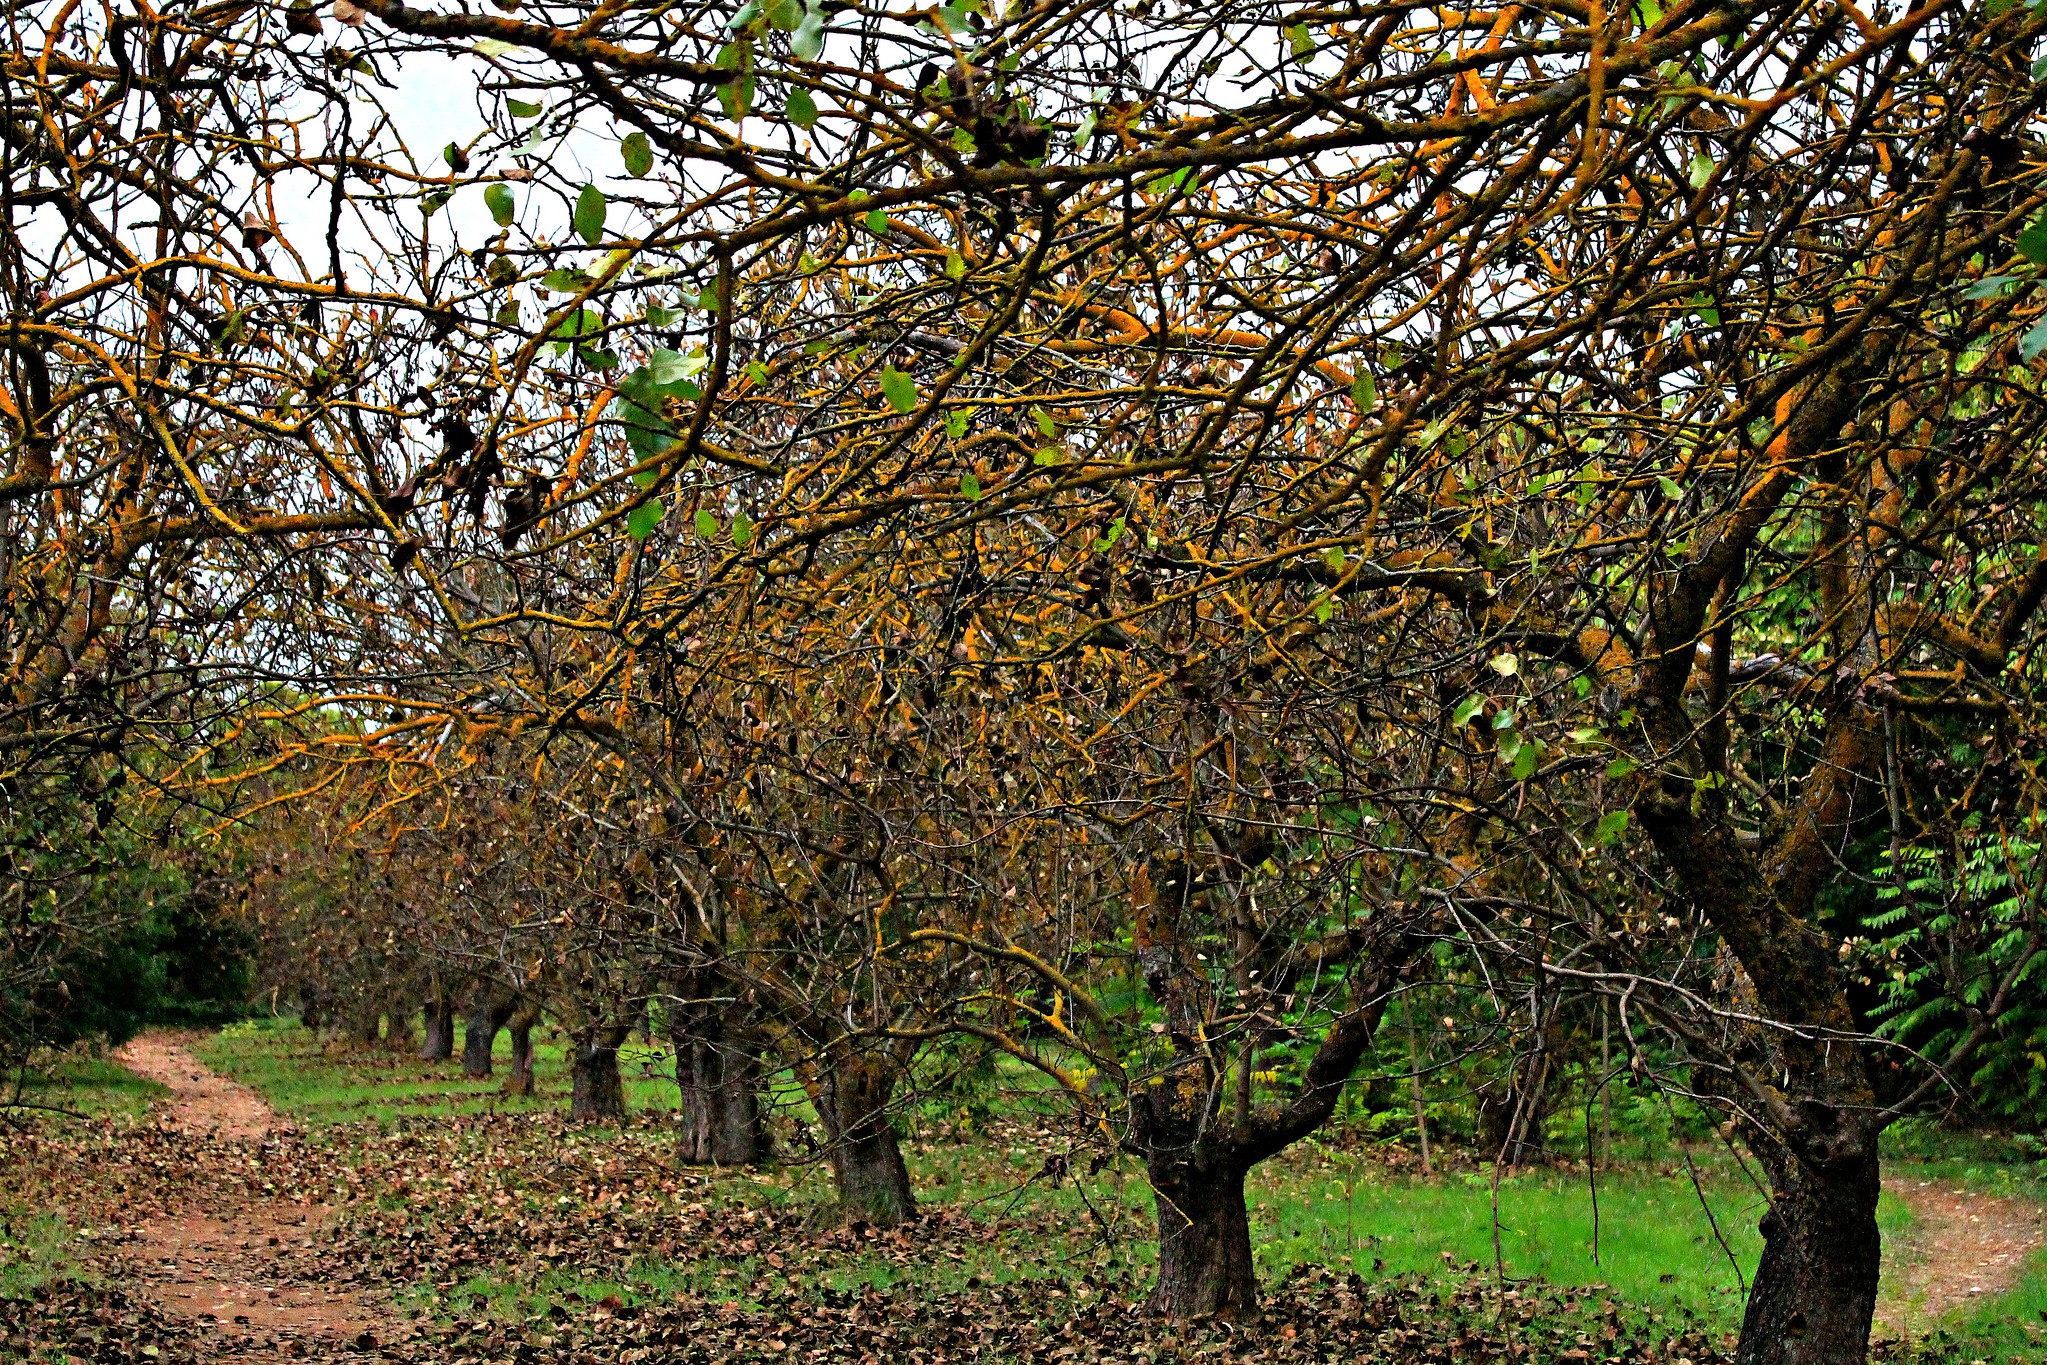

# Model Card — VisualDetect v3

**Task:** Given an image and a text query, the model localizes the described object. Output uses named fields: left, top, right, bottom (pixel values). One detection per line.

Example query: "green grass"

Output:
left=0, top=1210, right=88, bottom=1301
left=3, top=1051, right=168, bottom=1122
left=195, top=1015, right=681, bottom=1125
left=176, top=1020, right=2046, bottom=1353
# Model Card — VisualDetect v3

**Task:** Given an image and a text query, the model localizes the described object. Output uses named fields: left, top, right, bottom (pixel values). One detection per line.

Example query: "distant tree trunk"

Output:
left=421, top=988, right=455, bottom=1061
left=344, top=997, right=382, bottom=1047
left=503, top=1002, right=539, bottom=1096
left=815, top=1051, right=915, bottom=1225
left=670, top=987, right=766, bottom=1165
left=570, top=1024, right=630, bottom=1121
left=298, top=986, right=334, bottom=1033
left=382, top=994, right=418, bottom=1053
left=463, top=989, right=517, bottom=1077
left=1147, top=1155, right=1256, bottom=1319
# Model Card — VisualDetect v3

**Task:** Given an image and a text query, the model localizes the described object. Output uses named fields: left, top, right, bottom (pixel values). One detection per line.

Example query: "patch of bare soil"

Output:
left=111, top=1032, right=408, bottom=1361
left=1877, top=1176, right=2044, bottom=1334
left=114, top=1032, right=275, bottom=1142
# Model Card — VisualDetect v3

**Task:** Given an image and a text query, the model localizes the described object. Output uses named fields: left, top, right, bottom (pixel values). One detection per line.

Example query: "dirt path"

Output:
left=112, top=1031, right=402, bottom=1360
left=1878, top=1175, right=2045, bottom=1334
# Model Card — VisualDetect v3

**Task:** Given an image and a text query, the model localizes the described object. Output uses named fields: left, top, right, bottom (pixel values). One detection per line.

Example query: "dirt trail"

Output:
left=112, top=1031, right=401, bottom=1360
left=1878, top=1175, right=2045, bottom=1334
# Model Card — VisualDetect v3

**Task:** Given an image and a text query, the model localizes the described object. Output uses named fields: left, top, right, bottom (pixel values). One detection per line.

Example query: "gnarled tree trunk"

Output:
left=815, top=1051, right=914, bottom=1225
left=463, top=989, right=518, bottom=1077
left=1147, top=1156, right=1256, bottom=1319
left=382, top=995, right=417, bottom=1053
left=420, top=988, right=455, bottom=1061
left=671, top=986, right=766, bottom=1165
left=503, top=1002, right=539, bottom=1096
left=570, top=1024, right=630, bottom=1121
left=1734, top=1119, right=1881, bottom=1365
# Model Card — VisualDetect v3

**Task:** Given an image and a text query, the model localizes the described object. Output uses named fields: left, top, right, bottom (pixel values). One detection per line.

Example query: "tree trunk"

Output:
left=1735, top=1123, right=1881, bottom=1365
left=816, top=1053, right=915, bottom=1225
left=463, top=990, right=516, bottom=1077
left=503, top=1004, right=538, bottom=1096
left=1147, top=1158, right=1257, bottom=1319
left=570, top=1025, right=630, bottom=1121
left=420, top=989, right=455, bottom=1060
left=671, top=993, right=766, bottom=1165
left=382, top=996, right=417, bottom=1053
left=344, top=998, right=382, bottom=1047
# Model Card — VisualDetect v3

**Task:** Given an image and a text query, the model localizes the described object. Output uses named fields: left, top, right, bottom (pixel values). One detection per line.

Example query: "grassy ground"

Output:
left=193, top=1013, right=681, bottom=1123
left=5, top=1050, right=167, bottom=1121
left=12, top=1019, right=2041, bottom=1364
left=187, top=1017, right=1946, bottom=1331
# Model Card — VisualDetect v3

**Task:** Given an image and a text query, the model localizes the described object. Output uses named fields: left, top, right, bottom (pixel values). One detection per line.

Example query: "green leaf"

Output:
left=1594, top=810, right=1630, bottom=845
left=1604, top=756, right=1639, bottom=779
left=627, top=499, right=664, bottom=540
left=728, top=0, right=763, bottom=27
left=694, top=507, right=719, bottom=539
left=880, top=366, right=918, bottom=413
left=578, top=346, right=619, bottom=370
left=791, top=0, right=827, bottom=59
left=785, top=87, right=819, bottom=128
left=731, top=509, right=755, bottom=547
left=1034, top=447, right=1063, bottom=466
left=621, top=131, right=653, bottom=177
left=573, top=184, right=607, bottom=245
left=1314, top=596, right=1335, bottom=624
left=1451, top=695, right=1485, bottom=727
left=1286, top=22, right=1313, bottom=57
left=646, top=301, right=683, bottom=327
left=1146, top=166, right=1194, bottom=195
left=1511, top=739, right=1540, bottom=780
left=1964, top=274, right=2017, bottom=300
left=648, top=347, right=708, bottom=384
left=420, top=188, right=452, bottom=217
left=865, top=208, right=890, bottom=235
left=1094, top=516, right=1126, bottom=551
left=2018, top=214, right=2047, bottom=265
left=1074, top=110, right=1096, bottom=148
left=495, top=300, right=520, bottom=326
left=484, top=182, right=516, bottom=226
left=1687, top=152, right=1715, bottom=188
left=745, top=359, right=769, bottom=384
left=507, top=97, right=542, bottom=118
left=945, top=409, right=970, bottom=438
left=1323, top=546, right=1345, bottom=571
left=1495, top=729, right=1524, bottom=765
left=1032, top=406, right=1057, bottom=437
left=944, top=250, right=966, bottom=279
left=472, top=37, right=522, bottom=56
left=961, top=472, right=981, bottom=499
left=766, top=0, right=803, bottom=28
left=951, top=127, right=978, bottom=156
left=1655, top=474, right=1682, bottom=501
left=2020, top=316, right=2047, bottom=363
left=1350, top=372, right=1375, bottom=410
left=1490, top=653, right=1520, bottom=676
left=715, top=41, right=754, bottom=120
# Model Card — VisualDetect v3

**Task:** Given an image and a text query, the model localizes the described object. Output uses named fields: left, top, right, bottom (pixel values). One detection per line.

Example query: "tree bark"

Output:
left=671, top=990, right=766, bottom=1165
left=815, top=1052, right=915, bottom=1225
left=382, top=995, right=417, bottom=1053
left=1147, top=1157, right=1257, bottom=1319
left=570, top=1024, right=630, bottom=1121
left=420, top=988, right=455, bottom=1060
left=463, top=989, right=517, bottom=1077
left=1734, top=1121, right=1882, bottom=1365
left=503, top=1003, right=538, bottom=1096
